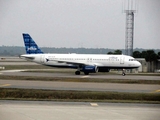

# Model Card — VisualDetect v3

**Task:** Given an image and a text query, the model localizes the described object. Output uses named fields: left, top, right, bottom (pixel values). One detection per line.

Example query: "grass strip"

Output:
left=0, top=88, right=160, bottom=103
left=1, top=65, right=51, bottom=70
left=0, top=75, right=160, bottom=84
left=1, top=65, right=160, bottom=76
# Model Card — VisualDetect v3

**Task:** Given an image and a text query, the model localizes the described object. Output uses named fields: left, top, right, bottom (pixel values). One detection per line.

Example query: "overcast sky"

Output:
left=0, top=0, right=160, bottom=49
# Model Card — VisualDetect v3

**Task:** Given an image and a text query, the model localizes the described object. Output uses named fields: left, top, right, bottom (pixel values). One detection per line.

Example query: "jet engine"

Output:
left=81, top=65, right=98, bottom=73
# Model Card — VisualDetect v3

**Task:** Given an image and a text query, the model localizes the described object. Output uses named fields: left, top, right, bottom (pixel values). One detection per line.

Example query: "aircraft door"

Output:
left=40, top=55, right=45, bottom=63
left=120, top=56, right=124, bottom=64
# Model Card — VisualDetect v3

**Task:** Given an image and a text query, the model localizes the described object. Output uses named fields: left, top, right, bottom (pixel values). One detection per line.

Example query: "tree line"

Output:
left=108, top=49, right=160, bottom=61
left=0, top=46, right=159, bottom=62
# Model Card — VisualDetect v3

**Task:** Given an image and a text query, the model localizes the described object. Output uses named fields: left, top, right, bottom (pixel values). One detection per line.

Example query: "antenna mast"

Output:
left=123, top=0, right=137, bottom=56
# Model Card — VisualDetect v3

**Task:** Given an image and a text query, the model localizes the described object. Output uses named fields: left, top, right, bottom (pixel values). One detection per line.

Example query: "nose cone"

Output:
left=137, top=61, right=141, bottom=67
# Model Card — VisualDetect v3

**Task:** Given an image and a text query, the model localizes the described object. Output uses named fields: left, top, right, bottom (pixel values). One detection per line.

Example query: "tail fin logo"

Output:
left=22, top=33, right=43, bottom=54
left=27, top=47, right=37, bottom=51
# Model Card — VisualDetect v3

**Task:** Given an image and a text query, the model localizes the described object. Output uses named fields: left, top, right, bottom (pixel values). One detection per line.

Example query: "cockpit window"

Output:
left=129, top=59, right=136, bottom=61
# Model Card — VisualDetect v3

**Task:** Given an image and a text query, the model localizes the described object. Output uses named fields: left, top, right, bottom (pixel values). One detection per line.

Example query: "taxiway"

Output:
left=0, top=79, right=160, bottom=93
left=0, top=100, right=160, bottom=120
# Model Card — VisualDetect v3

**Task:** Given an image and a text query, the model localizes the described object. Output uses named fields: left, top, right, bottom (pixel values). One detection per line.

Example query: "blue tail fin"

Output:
left=22, top=33, right=43, bottom=54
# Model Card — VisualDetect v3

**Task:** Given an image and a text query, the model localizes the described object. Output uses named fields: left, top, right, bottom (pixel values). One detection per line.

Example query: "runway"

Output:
left=0, top=100, right=160, bottom=120
left=1, top=70, right=160, bottom=80
left=0, top=70, right=160, bottom=93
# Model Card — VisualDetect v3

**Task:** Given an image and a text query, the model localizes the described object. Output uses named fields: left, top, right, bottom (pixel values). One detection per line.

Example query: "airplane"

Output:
left=20, top=33, right=141, bottom=76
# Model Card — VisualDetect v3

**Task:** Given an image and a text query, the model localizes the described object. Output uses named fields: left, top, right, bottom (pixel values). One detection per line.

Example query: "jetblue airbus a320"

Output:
left=20, top=33, right=141, bottom=76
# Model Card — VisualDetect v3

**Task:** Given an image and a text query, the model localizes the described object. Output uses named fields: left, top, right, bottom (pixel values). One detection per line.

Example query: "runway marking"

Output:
left=90, top=103, right=98, bottom=107
left=0, top=84, right=11, bottom=87
left=154, top=89, right=160, bottom=93
left=151, top=89, right=160, bottom=93
left=0, top=70, right=26, bottom=72
left=81, top=76, right=90, bottom=78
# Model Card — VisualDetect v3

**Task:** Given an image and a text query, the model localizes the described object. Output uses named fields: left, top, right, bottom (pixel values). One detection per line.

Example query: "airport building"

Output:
left=136, top=58, right=160, bottom=73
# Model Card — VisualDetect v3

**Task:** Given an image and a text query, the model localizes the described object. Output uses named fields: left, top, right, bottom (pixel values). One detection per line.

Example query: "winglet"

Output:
left=22, top=33, right=43, bottom=54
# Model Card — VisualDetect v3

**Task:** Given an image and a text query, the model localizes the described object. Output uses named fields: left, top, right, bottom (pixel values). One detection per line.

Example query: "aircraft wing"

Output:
left=51, top=59, right=101, bottom=66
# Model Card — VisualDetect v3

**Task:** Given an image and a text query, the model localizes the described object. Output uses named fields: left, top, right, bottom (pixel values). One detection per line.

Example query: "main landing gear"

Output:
left=75, top=71, right=80, bottom=75
left=84, top=72, right=89, bottom=75
left=75, top=71, right=89, bottom=75
left=122, top=69, right=126, bottom=76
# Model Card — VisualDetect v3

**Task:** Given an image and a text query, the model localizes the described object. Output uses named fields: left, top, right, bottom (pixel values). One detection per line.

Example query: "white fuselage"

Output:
left=21, top=53, right=141, bottom=69
left=21, top=33, right=141, bottom=75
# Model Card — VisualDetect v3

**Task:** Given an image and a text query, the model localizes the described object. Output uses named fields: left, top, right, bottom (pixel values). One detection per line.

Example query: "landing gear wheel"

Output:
left=75, top=71, right=80, bottom=75
left=122, top=69, right=126, bottom=76
left=122, top=73, right=126, bottom=76
left=84, top=72, right=89, bottom=75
